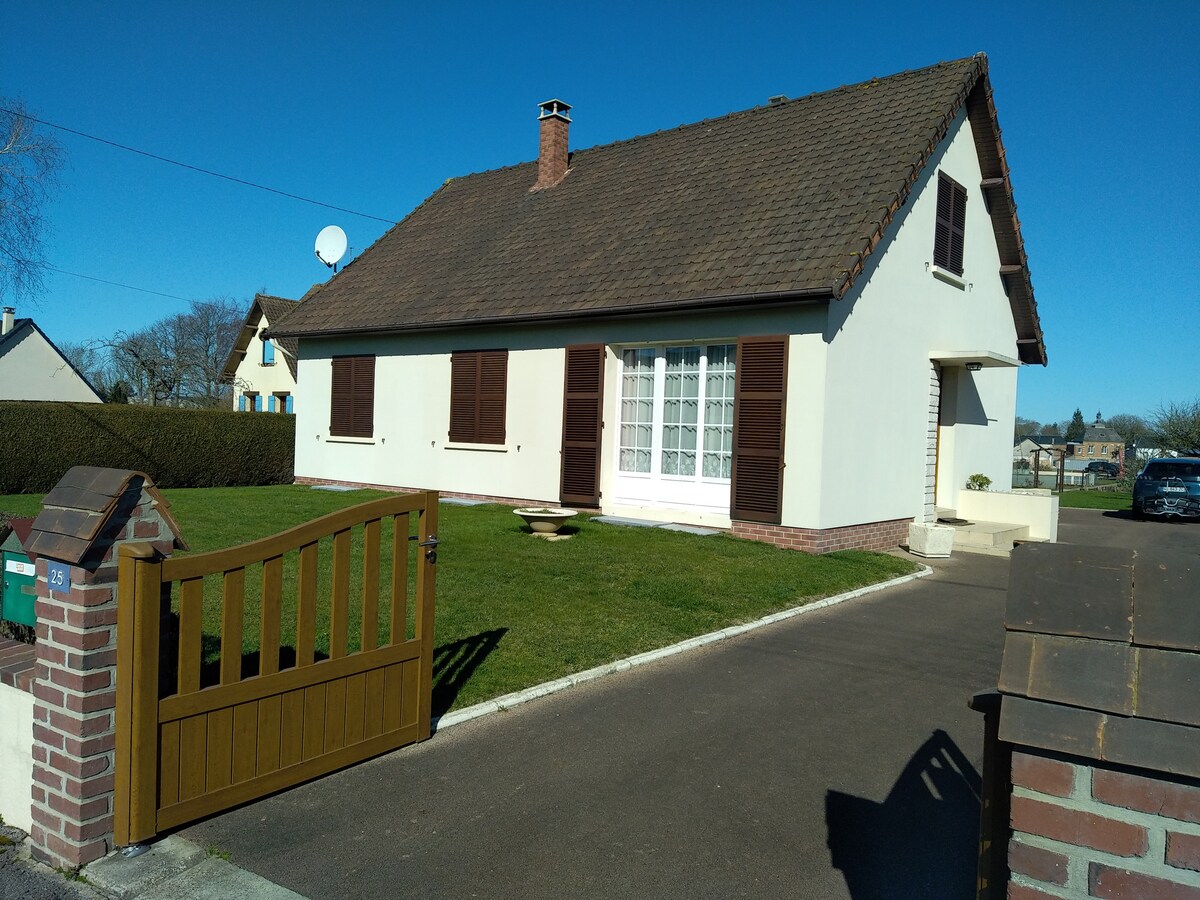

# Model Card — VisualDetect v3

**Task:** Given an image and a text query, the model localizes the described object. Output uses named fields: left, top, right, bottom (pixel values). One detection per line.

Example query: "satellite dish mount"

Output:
left=315, top=225, right=348, bottom=273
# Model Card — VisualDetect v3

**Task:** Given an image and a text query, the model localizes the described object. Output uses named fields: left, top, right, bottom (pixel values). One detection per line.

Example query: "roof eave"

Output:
left=268, top=287, right=835, bottom=340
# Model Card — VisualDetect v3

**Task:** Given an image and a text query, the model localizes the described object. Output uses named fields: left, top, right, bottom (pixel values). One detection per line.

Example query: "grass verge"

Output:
left=1, top=485, right=917, bottom=714
left=1057, top=490, right=1133, bottom=511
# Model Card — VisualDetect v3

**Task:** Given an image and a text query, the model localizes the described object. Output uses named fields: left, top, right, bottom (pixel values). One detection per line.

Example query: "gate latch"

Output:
left=412, top=534, right=439, bottom=563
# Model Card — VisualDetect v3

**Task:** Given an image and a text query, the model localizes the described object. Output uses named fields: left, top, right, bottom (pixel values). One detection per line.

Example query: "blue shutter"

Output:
left=285, top=395, right=294, bottom=414
left=263, top=340, right=275, bottom=365
left=254, top=395, right=263, bottom=412
left=268, top=395, right=276, bottom=413
left=239, top=394, right=246, bottom=412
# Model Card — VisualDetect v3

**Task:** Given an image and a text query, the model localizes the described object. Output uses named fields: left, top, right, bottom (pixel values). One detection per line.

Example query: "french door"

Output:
left=612, top=343, right=736, bottom=515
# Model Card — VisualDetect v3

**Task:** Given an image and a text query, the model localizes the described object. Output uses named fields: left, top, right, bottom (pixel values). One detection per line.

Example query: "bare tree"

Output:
left=102, top=298, right=244, bottom=407
left=0, top=100, right=64, bottom=303
left=1150, top=400, right=1200, bottom=456
left=1105, top=413, right=1149, bottom=446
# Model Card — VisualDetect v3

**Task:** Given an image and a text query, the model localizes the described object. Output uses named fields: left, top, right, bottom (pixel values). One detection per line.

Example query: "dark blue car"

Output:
left=1132, top=458, right=1200, bottom=519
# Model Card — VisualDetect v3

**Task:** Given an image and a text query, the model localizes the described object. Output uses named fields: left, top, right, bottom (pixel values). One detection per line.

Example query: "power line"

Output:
left=2, top=107, right=397, bottom=225
left=42, top=264, right=197, bottom=303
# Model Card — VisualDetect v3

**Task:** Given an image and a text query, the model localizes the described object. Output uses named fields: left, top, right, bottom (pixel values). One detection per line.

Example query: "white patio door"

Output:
left=612, top=343, right=735, bottom=515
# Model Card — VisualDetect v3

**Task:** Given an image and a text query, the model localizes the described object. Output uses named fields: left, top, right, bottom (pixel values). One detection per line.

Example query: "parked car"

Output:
left=1132, top=458, right=1200, bottom=520
left=1086, top=461, right=1120, bottom=478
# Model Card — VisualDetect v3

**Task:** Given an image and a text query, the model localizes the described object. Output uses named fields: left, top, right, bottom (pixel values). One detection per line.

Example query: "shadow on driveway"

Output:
left=826, top=729, right=980, bottom=898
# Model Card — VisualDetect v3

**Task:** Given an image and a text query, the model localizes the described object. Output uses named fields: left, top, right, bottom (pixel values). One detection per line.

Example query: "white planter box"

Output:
left=907, top=522, right=955, bottom=558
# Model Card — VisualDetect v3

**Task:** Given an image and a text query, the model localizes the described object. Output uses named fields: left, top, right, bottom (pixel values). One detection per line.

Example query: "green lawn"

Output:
left=1057, top=490, right=1133, bottom=511
left=1, top=485, right=916, bottom=714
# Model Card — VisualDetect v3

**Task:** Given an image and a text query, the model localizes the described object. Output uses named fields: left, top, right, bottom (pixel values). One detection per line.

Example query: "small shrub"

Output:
left=966, top=473, right=992, bottom=491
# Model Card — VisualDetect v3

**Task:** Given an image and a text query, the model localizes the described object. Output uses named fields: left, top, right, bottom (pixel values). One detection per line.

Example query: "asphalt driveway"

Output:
left=179, top=507, right=1197, bottom=899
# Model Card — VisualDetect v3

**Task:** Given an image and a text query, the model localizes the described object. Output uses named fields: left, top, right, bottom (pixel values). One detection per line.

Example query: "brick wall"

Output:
left=730, top=517, right=912, bottom=554
left=1008, top=748, right=1200, bottom=898
left=293, top=476, right=548, bottom=509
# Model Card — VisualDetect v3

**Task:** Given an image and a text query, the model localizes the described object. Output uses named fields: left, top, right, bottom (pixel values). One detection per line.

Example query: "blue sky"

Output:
left=3, top=1, right=1197, bottom=425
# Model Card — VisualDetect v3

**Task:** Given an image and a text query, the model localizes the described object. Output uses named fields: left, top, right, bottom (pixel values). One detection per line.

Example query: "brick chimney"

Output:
left=2, top=307, right=14, bottom=336
left=534, top=99, right=571, bottom=190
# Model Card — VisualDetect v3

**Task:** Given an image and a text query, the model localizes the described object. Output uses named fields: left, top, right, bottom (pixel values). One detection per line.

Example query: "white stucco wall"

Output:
left=806, top=109, right=1020, bottom=529
left=296, top=307, right=827, bottom=523
left=0, top=328, right=101, bottom=402
left=0, top=682, right=33, bottom=831
left=230, top=312, right=298, bottom=410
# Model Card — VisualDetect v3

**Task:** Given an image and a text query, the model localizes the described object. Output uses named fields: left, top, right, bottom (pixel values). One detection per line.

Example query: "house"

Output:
left=1013, top=435, right=1065, bottom=469
left=222, top=294, right=299, bottom=413
left=0, top=307, right=102, bottom=403
left=271, top=54, right=1047, bottom=553
left=1078, top=414, right=1123, bottom=463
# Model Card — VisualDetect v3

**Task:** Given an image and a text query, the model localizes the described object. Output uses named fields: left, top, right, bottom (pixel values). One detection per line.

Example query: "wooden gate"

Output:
left=113, top=492, right=438, bottom=845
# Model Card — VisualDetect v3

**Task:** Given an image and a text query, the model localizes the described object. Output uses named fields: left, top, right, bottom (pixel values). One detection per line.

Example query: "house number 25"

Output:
left=47, top=561, right=71, bottom=592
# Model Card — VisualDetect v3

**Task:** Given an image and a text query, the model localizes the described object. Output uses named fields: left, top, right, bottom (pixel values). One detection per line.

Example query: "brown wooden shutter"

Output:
left=330, top=355, right=374, bottom=438
left=731, top=336, right=787, bottom=524
left=560, top=344, right=605, bottom=507
left=477, top=350, right=507, bottom=444
left=352, top=355, right=375, bottom=438
left=449, top=350, right=507, bottom=444
left=934, top=172, right=967, bottom=275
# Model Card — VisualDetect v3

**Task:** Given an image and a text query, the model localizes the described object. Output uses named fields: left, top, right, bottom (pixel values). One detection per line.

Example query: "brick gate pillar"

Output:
left=25, top=467, right=185, bottom=870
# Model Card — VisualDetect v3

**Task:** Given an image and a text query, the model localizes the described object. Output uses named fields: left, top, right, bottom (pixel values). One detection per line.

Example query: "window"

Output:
left=617, top=344, right=735, bottom=481
left=261, top=335, right=276, bottom=365
left=449, top=350, right=508, bottom=444
left=276, top=393, right=293, bottom=414
left=244, top=391, right=260, bottom=412
left=1101, top=445, right=1108, bottom=455
left=933, top=172, right=967, bottom=275
left=330, top=355, right=375, bottom=438
left=1088, top=445, right=1095, bottom=456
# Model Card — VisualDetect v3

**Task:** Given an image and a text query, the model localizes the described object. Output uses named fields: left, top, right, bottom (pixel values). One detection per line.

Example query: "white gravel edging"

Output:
left=432, top=564, right=933, bottom=732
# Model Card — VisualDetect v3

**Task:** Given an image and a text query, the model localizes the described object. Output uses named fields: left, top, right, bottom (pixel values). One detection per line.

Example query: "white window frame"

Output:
left=612, top=342, right=735, bottom=514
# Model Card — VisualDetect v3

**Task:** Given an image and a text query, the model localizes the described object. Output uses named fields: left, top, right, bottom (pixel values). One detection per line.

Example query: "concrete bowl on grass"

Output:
left=514, top=507, right=578, bottom=534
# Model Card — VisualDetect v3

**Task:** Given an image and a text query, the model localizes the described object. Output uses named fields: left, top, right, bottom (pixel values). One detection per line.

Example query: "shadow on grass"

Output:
left=431, top=628, right=507, bottom=718
left=826, top=729, right=981, bottom=898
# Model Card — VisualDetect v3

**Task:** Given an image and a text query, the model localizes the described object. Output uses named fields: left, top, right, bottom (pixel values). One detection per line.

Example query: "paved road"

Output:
left=1057, top=505, right=1199, bottom=554
left=184, top=551, right=1011, bottom=899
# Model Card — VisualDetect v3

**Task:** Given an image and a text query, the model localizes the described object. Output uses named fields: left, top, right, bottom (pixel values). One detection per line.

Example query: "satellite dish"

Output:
left=314, top=225, right=348, bottom=270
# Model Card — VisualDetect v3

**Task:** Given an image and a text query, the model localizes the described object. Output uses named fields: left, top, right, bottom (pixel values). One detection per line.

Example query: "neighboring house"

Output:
left=222, top=294, right=299, bottom=413
left=1079, top=415, right=1123, bottom=462
left=272, top=54, right=1047, bottom=553
left=1014, top=435, right=1065, bottom=468
left=0, top=307, right=102, bottom=403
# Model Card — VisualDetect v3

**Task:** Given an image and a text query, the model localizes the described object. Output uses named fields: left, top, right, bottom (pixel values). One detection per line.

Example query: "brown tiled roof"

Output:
left=222, top=294, right=300, bottom=380
left=275, top=54, right=1045, bottom=365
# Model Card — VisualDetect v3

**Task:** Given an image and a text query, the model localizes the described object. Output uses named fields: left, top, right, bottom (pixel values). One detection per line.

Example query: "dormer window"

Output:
left=934, top=172, right=967, bottom=276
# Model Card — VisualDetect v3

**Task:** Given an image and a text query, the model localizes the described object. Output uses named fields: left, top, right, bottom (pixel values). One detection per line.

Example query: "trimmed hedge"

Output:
left=0, top=402, right=295, bottom=493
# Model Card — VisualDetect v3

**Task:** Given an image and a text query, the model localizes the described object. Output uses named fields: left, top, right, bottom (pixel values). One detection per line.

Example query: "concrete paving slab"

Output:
left=84, top=836, right=204, bottom=899
left=309, top=485, right=359, bottom=492
left=659, top=523, right=722, bottom=535
left=591, top=515, right=666, bottom=528
left=438, top=497, right=488, bottom=506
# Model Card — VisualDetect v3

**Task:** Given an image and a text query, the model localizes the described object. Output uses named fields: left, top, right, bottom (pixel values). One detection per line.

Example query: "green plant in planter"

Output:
left=966, top=473, right=992, bottom=491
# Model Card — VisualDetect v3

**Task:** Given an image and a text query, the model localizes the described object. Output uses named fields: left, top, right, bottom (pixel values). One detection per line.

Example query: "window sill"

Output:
left=930, top=266, right=967, bottom=290
left=326, top=435, right=376, bottom=445
left=260, top=362, right=276, bottom=367
left=445, top=442, right=508, bottom=453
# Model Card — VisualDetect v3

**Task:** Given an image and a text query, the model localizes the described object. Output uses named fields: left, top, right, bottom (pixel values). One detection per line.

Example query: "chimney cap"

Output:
left=768, top=94, right=789, bottom=106
left=538, top=99, right=572, bottom=122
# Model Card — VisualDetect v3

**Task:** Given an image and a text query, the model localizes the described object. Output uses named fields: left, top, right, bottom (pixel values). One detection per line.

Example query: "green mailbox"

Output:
left=1, top=527, right=37, bottom=627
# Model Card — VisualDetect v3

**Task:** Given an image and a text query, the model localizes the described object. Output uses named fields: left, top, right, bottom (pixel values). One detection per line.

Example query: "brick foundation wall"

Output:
left=1008, top=748, right=1200, bottom=898
left=730, top=517, right=912, bottom=554
left=293, top=476, right=558, bottom=510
